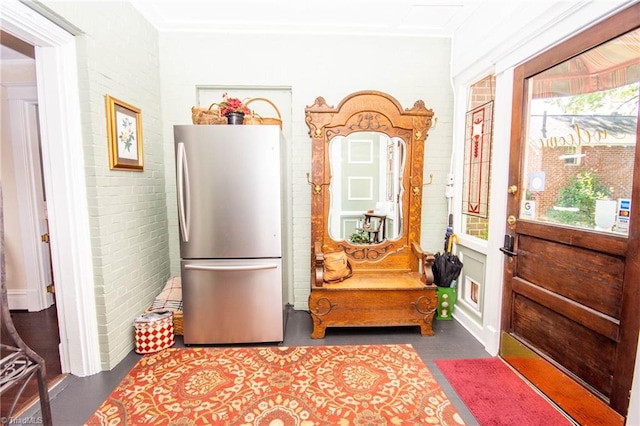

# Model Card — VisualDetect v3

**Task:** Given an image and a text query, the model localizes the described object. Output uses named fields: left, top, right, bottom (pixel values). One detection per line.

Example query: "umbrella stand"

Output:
left=436, top=286, right=457, bottom=320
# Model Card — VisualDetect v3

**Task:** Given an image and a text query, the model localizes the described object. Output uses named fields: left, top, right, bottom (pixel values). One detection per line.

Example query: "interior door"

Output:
left=28, top=102, right=55, bottom=302
left=5, top=86, right=54, bottom=310
left=500, top=5, right=640, bottom=424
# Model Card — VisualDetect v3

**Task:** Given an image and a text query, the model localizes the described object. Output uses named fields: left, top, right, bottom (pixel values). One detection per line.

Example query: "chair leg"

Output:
left=35, top=366, right=53, bottom=426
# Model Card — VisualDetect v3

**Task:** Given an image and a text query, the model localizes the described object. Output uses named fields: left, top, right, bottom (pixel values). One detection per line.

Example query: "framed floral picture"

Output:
left=106, top=95, right=143, bottom=171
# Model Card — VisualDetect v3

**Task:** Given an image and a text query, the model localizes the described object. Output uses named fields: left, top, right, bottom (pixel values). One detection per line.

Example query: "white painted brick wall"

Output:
left=43, top=1, right=170, bottom=370
left=159, top=33, right=454, bottom=311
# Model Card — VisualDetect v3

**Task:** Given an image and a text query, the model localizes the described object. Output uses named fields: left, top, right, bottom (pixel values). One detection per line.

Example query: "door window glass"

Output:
left=521, top=29, right=639, bottom=235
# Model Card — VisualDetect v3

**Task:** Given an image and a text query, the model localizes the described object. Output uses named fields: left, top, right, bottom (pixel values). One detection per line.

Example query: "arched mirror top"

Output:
left=306, top=91, right=434, bottom=142
left=306, top=91, right=434, bottom=265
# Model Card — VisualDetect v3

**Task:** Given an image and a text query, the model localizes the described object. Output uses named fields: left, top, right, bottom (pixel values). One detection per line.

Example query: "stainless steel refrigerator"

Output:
left=174, top=125, right=285, bottom=344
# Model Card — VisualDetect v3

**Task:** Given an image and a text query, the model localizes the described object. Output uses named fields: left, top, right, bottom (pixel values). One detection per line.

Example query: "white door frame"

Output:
left=449, top=72, right=508, bottom=356
left=1, top=0, right=100, bottom=376
left=5, top=84, right=53, bottom=312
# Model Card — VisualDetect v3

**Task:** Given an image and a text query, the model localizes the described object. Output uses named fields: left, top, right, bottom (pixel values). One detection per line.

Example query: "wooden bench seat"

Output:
left=323, top=272, right=425, bottom=289
left=309, top=242, right=438, bottom=338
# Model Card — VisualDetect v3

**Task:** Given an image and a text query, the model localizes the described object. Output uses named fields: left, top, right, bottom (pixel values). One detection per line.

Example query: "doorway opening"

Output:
left=0, top=33, right=64, bottom=416
left=1, top=0, right=102, bottom=378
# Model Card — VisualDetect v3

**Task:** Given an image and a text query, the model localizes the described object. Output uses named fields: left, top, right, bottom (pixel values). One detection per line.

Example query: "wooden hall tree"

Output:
left=305, top=91, right=438, bottom=338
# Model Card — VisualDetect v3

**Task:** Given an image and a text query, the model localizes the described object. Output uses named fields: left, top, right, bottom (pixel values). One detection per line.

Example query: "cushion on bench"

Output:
left=149, top=276, right=183, bottom=312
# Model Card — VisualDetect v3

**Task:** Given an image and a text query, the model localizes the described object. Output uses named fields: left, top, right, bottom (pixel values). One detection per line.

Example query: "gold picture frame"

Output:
left=106, top=95, right=143, bottom=171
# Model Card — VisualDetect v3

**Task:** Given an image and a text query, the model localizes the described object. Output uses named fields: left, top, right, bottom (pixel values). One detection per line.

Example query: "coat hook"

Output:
left=423, top=173, right=434, bottom=186
left=307, top=172, right=331, bottom=195
left=409, top=173, right=433, bottom=197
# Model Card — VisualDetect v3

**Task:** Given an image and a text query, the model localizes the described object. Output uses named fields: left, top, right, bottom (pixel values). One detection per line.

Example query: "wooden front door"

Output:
left=500, top=5, right=640, bottom=424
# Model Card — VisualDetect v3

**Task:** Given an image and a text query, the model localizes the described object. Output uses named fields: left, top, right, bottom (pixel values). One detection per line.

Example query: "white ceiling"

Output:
left=129, top=0, right=481, bottom=37
left=1, top=0, right=480, bottom=61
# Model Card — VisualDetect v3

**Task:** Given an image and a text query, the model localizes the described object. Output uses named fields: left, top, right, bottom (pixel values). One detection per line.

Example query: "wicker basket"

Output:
left=173, top=311, right=183, bottom=335
left=145, top=307, right=183, bottom=335
left=191, top=103, right=226, bottom=125
left=244, top=98, right=282, bottom=129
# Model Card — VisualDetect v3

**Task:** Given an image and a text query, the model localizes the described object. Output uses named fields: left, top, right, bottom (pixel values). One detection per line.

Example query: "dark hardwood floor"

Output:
left=1, top=305, right=63, bottom=419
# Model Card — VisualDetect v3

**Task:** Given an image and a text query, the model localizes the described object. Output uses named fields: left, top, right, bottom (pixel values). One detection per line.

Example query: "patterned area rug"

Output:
left=86, top=344, right=464, bottom=425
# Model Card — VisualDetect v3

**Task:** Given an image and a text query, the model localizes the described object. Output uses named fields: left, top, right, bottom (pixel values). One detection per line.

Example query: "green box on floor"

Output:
left=436, top=287, right=457, bottom=320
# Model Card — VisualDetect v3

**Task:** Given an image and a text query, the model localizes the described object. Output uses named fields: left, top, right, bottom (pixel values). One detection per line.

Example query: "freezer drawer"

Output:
left=181, top=258, right=284, bottom=344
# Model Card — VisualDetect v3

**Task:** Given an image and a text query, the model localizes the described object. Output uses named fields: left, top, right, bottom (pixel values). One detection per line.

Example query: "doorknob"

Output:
left=41, top=233, right=50, bottom=243
left=500, top=234, right=517, bottom=257
left=508, top=185, right=518, bottom=195
left=507, top=215, right=516, bottom=226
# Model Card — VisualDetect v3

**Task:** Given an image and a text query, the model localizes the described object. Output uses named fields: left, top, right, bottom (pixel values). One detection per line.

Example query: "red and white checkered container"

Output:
left=133, top=311, right=175, bottom=354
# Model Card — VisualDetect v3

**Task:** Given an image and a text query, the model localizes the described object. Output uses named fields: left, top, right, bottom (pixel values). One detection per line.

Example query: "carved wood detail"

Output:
left=305, top=91, right=437, bottom=339
left=305, top=90, right=434, bottom=269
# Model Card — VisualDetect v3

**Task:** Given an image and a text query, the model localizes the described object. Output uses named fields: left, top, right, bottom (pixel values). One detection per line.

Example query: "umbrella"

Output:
left=432, top=234, right=463, bottom=288
left=443, top=213, right=454, bottom=251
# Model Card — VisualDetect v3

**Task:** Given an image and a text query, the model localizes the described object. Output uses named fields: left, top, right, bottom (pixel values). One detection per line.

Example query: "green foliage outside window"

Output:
left=549, top=83, right=639, bottom=115
left=547, top=170, right=612, bottom=227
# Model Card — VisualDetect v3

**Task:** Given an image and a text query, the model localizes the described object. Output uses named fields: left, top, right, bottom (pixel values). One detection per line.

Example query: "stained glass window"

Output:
left=462, top=101, right=494, bottom=218
left=461, top=75, right=496, bottom=240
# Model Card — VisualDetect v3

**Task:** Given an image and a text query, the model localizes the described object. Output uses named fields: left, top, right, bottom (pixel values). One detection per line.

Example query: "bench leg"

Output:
left=413, top=295, right=437, bottom=336
left=309, top=295, right=334, bottom=339
left=418, top=316, right=435, bottom=336
left=311, top=322, right=327, bottom=339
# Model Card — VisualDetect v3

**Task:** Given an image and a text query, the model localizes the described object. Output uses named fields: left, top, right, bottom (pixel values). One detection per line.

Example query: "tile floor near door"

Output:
left=22, top=308, right=491, bottom=425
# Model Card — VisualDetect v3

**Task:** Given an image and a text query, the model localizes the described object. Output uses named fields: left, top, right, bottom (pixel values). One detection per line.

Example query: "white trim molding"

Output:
left=1, top=0, right=100, bottom=376
left=7, top=289, right=28, bottom=310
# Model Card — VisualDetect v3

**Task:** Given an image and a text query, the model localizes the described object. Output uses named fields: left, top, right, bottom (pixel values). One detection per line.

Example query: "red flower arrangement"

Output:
left=218, top=93, right=251, bottom=116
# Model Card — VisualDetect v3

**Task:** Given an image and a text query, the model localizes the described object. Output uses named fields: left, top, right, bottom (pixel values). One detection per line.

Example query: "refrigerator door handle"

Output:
left=184, top=263, right=279, bottom=272
left=177, top=142, right=190, bottom=242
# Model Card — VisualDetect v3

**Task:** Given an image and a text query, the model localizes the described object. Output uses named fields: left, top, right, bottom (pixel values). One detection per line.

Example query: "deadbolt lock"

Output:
left=508, top=185, right=518, bottom=195
left=507, top=215, right=517, bottom=226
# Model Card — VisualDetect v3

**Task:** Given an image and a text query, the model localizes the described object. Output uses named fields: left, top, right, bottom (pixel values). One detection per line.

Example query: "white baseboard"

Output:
left=483, top=325, right=501, bottom=356
left=452, top=307, right=485, bottom=345
left=6, top=288, right=53, bottom=311
left=7, top=289, right=29, bottom=310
